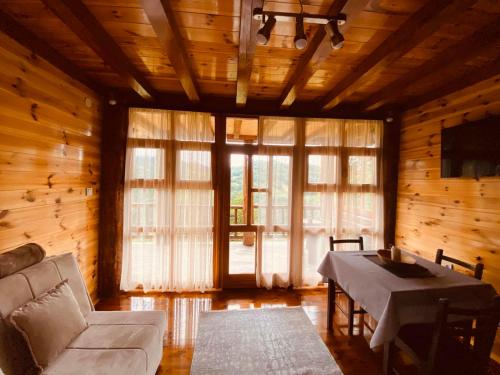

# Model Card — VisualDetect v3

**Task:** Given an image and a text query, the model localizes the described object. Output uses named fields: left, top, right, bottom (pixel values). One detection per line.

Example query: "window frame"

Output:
left=302, top=124, right=382, bottom=238
left=126, top=118, right=216, bottom=236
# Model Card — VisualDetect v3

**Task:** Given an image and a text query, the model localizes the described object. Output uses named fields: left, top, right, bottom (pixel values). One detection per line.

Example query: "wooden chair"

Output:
left=435, top=249, right=484, bottom=280
left=384, top=296, right=500, bottom=375
left=434, top=248, right=485, bottom=347
left=327, top=236, right=365, bottom=335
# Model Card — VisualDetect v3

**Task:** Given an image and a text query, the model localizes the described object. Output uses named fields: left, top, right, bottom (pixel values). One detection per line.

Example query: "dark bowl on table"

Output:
left=377, top=250, right=417, bottom=271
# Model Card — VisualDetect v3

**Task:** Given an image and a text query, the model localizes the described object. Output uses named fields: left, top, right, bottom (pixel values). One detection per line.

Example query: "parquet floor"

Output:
left=96, top=288, right=422, bottom=374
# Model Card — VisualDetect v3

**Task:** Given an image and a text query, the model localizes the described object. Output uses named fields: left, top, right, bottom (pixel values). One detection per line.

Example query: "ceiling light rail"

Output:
left=252, top=8, right=346, bottom=26
left=253, top=7, right=346, bottom=50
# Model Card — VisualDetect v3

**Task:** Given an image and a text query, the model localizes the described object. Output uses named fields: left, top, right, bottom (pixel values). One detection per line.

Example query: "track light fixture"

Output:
left=325, top=20, right=344, bottom=50
left=294, top=15, right=307, bottom=50
left=252, top=8, right=346, bottom=51
left=256, top=15, right=276, bottom=46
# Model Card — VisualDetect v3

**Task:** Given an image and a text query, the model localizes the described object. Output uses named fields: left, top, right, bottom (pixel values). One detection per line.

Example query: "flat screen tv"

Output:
left=441, top=116, right=500, bottom=178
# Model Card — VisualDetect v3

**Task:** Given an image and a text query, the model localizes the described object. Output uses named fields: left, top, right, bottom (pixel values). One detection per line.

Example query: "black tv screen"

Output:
left=441, top=117, right=500, bottom=178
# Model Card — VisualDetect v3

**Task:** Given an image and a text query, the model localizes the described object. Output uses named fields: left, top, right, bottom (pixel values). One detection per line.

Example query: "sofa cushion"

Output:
left=41, top=349, right=147, bottom=375
left=0, top=274, right=33, bottom=318
left=48, top=253, right=94, bottom=316
left=11, top=253, right=94, bottom=317
left=10, top=280, right=88, bottom=370
left=86, top=311, right=167, bottom=341
left=0, top=274, right=39, bottom=375
left=0, top=243, right=45, bottom=278
left=67, top=324, right=162, bottom=375
left=19, top=261, right=61, bottom=297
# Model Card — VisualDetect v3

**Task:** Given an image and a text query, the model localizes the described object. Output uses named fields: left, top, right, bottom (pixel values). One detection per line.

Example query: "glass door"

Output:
left=224, top=152, right=257, bottom=286
left=222, top=117, right=293, bottom=288
left=224, top=152, right=292, bottom=287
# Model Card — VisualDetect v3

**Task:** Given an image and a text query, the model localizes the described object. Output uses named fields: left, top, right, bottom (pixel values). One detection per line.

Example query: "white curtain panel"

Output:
left=255, top=117, right=295, bottom=289
left=121, top=109, right=214, bottom=292
left=301, top=119, right=384, bottom=286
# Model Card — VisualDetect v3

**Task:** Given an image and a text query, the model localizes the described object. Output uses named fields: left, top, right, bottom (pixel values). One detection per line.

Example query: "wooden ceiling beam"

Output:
left=142, top=0, right=200, bottom=103
left=319, top=0, right=478, bottom=111
left=279, top=0, right=369, bottom=108
left=236, top=0, right=263, bottom=107
left=0, top=10, right=104, bottom=95
left=41, top=0, right=156, bottom=100
left=117, top=90, right=379, bottom=119
left=362, top=17, right=500, bottom=111
left=400, top=57, right=500, bottom=111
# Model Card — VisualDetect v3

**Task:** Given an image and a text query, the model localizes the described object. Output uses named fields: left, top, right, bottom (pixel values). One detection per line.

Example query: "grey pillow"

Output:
left=9, top=280, right=88, bottom=370
left=0, top=243, right=46, bottom=278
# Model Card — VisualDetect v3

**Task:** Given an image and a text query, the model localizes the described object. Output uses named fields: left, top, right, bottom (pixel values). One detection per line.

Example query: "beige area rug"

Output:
left=190, top=307, right=344, bottom=375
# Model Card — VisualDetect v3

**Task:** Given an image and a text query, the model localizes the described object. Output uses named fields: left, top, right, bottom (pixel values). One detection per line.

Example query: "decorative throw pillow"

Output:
left=0, top=243, right=46, bottom=278
left=9, top=280, right=88, bottom=370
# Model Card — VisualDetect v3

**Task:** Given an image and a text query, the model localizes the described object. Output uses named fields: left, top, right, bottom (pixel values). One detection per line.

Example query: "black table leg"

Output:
left=383, top=341, right=395, bottom=375
left=327, top=279, right=336, bottom=330
left=348, top=296, right=355, bottom=335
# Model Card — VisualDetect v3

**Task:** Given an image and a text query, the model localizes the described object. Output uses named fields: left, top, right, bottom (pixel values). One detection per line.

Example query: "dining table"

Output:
left=317, top=250, right=497, bottom=349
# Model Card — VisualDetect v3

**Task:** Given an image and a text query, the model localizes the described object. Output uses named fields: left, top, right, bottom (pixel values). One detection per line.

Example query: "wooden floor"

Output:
left=98, top=288, right=420, bottom=374
left=97, top=288, right=500, bottom=374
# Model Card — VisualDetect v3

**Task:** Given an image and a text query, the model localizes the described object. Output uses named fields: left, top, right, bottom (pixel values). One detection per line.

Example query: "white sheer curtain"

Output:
left=121, top=109, right=214, bottom=292
left=301, top=119, right=384, bottom=286
left=255, top=117, right=295, bottom=289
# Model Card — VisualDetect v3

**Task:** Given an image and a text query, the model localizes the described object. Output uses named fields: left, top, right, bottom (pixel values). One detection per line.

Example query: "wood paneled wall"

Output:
left=0, top=31, right=101, bottom=301
left=395, top=74, right=500, bottom=289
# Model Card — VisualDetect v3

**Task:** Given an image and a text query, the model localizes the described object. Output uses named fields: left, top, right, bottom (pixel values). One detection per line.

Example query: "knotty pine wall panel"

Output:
left=395, top=74, right=500, bottom=290
left=0, top=31, right=101, bottom=301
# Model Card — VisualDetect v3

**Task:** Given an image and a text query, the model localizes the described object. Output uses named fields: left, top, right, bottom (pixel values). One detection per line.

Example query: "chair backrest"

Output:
left=329, top=236, right=364, bottom=252
left=427, top=296, right=500, bottom=374
left=435, top=249, right=484, bottom=280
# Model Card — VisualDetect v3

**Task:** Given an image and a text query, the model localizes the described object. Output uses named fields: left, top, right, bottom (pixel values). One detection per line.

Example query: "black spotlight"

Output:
left=294, top=16, right=307, bottom=50
left=256, top=15, right=276, bottom=46
left=325, top=20, right=344, bottom=49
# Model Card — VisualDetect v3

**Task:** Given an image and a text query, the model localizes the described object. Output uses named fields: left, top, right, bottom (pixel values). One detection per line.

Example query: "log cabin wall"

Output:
left=0, top=31, right=101, bottom=301
left=395, top=74, right=500, bottom=290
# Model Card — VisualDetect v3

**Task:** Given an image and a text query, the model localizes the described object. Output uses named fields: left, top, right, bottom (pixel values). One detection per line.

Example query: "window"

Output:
left=348, top=155, right=376, bottom=185
left=261, top=117, right=295, bottom=146
left=229, top=154, right=246, bottom=225
left=302, top=119, right=383, bottom=286
left=122, top=110, right=384, bottom=292
left=121, top=109, right=215, bottom=292
left=307, top=154, right=338, bottom=185
left=131, top=148, right=164, bottom=180
left=178, top=150, right=212, bottom=182
left=226, top=117, right=258, bottom=144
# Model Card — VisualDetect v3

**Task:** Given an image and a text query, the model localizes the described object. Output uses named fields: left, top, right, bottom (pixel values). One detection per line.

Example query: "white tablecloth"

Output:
left=318, top=251, right=497, bottom=348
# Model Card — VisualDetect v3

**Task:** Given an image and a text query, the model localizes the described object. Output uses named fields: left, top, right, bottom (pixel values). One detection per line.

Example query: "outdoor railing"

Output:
left=229, top=203, right=373, bottom=239
left=229, top=204, right=323, bottom=226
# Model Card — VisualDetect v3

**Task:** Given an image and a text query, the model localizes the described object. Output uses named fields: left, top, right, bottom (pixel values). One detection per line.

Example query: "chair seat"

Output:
left=397, top=323, right=484, bottom=374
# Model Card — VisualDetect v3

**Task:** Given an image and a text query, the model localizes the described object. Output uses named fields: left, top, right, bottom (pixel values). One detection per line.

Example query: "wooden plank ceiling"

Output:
left=0, top=0, right=499, bottom=116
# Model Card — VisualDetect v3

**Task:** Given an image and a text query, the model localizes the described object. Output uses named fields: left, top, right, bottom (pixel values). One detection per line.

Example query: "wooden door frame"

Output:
left=223, top=142, right=258, bottom=288
left=213, top=114, right=260, bottom=288
left=217, top=116, right=298, bottom=288
left=212, top=114, right=225, bottom=289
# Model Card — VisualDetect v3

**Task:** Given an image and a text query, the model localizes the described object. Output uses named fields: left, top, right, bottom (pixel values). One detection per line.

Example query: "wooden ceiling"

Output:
left=0, top=0, right=499, bottom=117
